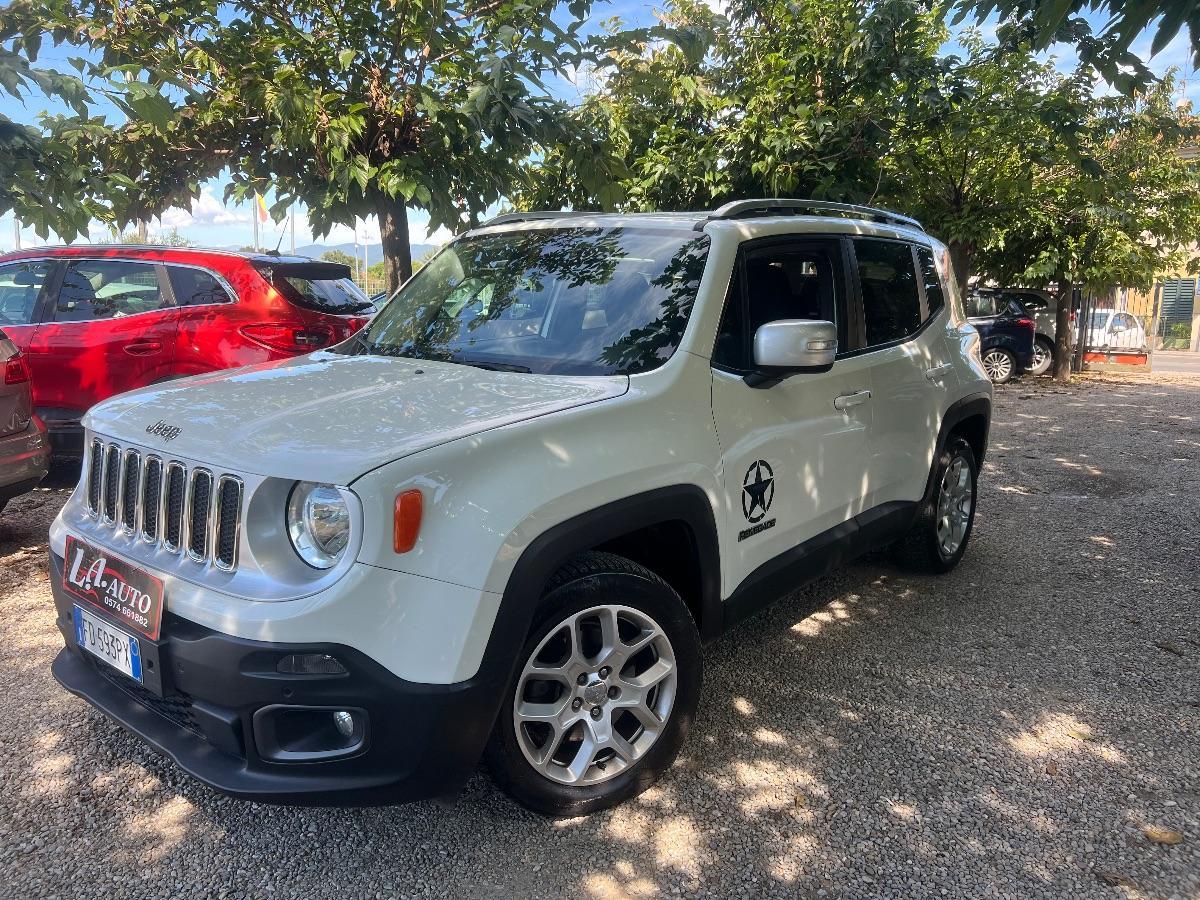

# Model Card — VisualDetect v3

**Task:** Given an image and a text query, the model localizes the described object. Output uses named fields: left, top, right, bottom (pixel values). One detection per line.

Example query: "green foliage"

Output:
left=320, top=249, right=358, bottom=269
left=0, top=0, right=604, bottom=286
left=520, top=0, right=948, bottom=211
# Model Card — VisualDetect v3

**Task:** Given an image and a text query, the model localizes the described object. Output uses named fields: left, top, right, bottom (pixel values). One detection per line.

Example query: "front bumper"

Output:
left=48, top=551, right=503, bottom=806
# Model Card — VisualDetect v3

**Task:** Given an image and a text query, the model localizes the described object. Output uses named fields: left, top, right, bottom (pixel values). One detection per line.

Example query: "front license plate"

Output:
left=63, top=535, right=165, bottom=640
left=73, top=605, right=143, bottom=682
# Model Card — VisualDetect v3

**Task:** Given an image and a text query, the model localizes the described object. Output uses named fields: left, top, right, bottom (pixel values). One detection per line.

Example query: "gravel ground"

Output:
left=0, top=373, right=1197, bottom=900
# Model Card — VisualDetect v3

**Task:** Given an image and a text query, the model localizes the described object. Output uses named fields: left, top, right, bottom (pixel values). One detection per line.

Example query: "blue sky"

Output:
left=1, top=3, right=1195, bottom=253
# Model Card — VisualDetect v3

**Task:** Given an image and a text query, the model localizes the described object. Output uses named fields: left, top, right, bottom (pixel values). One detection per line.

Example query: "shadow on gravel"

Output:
left=6, top=380, right=1198, bottom=899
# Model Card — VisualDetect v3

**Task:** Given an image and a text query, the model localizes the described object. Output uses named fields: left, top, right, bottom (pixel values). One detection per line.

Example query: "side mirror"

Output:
left=750, top=319, right=837, bottom=383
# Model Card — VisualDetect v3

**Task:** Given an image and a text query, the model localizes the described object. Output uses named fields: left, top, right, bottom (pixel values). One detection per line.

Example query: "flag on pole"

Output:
left=255, top=193, right=269, bottom=224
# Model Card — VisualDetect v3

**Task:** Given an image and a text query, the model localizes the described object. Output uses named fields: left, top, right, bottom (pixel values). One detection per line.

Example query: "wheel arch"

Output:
left=925, top=393, right=991, bottom=502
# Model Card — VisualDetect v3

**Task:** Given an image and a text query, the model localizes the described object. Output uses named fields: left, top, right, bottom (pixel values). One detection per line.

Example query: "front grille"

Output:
left=82, top=439, right=244, bottom=573
left=93, top=660, right=202, bottom=738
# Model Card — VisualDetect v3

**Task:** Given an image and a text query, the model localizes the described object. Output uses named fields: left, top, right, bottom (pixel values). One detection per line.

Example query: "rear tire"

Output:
left=484, top=551, right=702, bottom=816
left=1029, top=338, right=1054, bottom=376
left=891, top=435, right=977, bottom=574
left=982, top=347, right=1016, bottom=384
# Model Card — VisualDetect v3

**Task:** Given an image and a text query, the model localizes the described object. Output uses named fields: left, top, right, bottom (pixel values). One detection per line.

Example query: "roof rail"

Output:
left=481, top=211, right=587, bottom=228
left=696, top=199, right=923, bottom=232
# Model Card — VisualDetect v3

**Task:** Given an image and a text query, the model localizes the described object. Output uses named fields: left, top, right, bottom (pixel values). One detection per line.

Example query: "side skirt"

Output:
left=721, top=501, right=917, bottom=632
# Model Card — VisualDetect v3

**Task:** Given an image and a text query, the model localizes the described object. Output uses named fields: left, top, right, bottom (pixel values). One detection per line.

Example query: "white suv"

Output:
left=48, top=200, right=992, bottom=815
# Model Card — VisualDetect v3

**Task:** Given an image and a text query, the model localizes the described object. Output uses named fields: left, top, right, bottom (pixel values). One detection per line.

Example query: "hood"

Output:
left=85, top=353, right=629, bottom=483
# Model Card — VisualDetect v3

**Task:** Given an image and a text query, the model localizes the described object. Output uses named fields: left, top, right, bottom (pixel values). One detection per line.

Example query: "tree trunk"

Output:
left=1052, top=274, right=1074, bottom=383
left=374, top=192, right=412, bottom=294
left=948, top=240, right=974, bottom=301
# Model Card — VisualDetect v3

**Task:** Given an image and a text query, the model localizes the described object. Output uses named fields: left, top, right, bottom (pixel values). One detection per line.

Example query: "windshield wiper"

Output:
left=458, top=360, right=533, bottom=373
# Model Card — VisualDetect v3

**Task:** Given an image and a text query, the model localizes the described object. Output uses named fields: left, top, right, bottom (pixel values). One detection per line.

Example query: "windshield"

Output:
left=340, top=227, right=710, bottom=376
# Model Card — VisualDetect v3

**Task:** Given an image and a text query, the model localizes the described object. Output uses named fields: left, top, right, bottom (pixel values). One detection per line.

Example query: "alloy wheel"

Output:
left=982, top=349, right=1013, bottom=383
left=1030, top=342, right=1052, bottom=376
left=513, top=604, right=677, bottom=787
left=936, top=454, right=973, bottom=558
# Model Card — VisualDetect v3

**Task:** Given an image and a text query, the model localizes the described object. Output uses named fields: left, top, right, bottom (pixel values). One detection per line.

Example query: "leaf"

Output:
left=1097, top=871, right=1138, bottom=889
left=337, top=49, right=355, bottom=72
left=1143, top=825, right=1184, bottom=846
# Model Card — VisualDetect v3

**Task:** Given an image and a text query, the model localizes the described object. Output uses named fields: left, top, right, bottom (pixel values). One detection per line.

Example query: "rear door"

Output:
left=851, top=238, right=950, bottom=508
left=710, top=236, right=875, bottom=595
left=27, top=258, right=178, bottom=428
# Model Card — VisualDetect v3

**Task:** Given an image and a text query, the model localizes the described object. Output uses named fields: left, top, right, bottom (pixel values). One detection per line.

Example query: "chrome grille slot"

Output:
left=187, top=469, right=214, bottom=561
left=77, top=439, right=245, bottom=573
left=121, top=449, right=141, bottom=532
left=103, top=445, right=121, bottom=522
left=215, top=477, right=243, bottom=571
left=164, top=463, right=187, bottom=552
left=141, top=457, right=162, bottom=542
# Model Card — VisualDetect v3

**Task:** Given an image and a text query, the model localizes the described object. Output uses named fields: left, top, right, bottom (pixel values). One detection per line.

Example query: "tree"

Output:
left=975, top=77, right=1200, bottom=380
left=0, top=0, right=603, bottom=291
left=954, top=1, right=1200, bottom=90
left=319, top=249, right=358, bottom=269
left=879, top=33, right=1088, bottom=298
left=520, top=0, right=947, bottom=211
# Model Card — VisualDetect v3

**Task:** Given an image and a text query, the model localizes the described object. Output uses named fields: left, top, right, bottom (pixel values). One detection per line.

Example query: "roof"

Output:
left=0, top=244, right=322, bottom=265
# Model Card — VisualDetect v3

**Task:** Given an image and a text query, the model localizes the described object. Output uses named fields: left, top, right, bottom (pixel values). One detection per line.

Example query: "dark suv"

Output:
left=966, top=292, right=1036, bottom=384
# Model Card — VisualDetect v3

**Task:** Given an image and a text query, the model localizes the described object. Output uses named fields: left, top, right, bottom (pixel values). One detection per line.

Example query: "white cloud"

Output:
left=158, top=189, right=249, bottom=229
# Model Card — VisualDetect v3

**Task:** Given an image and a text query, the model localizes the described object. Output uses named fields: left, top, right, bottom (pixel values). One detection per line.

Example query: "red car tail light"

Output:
left=1016, top=317, right=1035, bottom=330
left=238, top=323, right=336, bottom=353
left=3, top=351, right=32, bottom=385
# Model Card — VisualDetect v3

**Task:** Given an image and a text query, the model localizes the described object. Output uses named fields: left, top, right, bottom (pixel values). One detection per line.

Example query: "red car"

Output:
left=0, top=246, right=374, bottom=454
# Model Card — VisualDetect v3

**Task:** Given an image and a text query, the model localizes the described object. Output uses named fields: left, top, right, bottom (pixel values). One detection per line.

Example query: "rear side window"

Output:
left=915, top=246, right=945, bottom=317
left=966, top=295, right=998, bottom=318
left=55, top=260, right=170, bottom=322
left=0, top=260, right=53, bottom=325
left=854, top=239, right=921, bottom=346
left=168, top=266, right=233, bottom=306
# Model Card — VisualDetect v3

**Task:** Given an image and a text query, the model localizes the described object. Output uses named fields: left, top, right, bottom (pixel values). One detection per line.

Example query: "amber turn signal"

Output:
left=393, top=490, right=423, bottom=553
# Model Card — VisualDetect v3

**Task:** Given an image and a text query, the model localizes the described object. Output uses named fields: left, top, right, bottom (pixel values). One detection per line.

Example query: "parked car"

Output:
left=48, top=199, right=991, bottom=815
left=0, top=329, right=50, bottom=515
left=0, top=247, right=374, bottom=455
left=965, top=292, right=1036, bottom=383
left=986, top=288, right=1061, bottom=376
left=1084, top=308, right=1147, bottom=352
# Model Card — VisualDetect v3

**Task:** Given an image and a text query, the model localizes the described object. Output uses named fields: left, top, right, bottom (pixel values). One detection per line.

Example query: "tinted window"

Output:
left=346, top=228, right=710, bottom=376
left=56, top=260, right=169, bottom=322
left=915, top=246, right=944, bottom=317
left=0, top=260, right=53, bottom=325
left=1013, top=293, right=1047, bottom=311
left=855, top=239, right=921, bottom=345
left=168, top=266, right=233, bottom=306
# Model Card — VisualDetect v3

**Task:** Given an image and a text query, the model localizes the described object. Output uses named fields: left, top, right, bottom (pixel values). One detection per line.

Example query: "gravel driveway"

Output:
left=0, top=374, right=1196, bottom=900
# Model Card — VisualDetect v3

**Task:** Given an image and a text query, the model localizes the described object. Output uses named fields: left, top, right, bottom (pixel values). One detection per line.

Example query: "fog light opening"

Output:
left=277, top=653, right=348, bottom=675
left=252, top=705, right=369, bottom=763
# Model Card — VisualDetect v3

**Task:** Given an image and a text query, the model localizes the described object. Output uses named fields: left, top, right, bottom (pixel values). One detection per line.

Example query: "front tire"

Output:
left=891, top=435, right=978, bottom=573
left=982, top=347, right=1017, bottom=384
left=484, top=551, right=702, bottom=816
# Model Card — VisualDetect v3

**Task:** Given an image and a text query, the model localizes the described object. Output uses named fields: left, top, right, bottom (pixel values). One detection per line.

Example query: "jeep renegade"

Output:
left=48, top=199, right=991, bottom=815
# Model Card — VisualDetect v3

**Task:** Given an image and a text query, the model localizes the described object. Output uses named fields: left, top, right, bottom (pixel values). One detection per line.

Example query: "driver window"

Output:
left=713, top=242, right=843, bottom=371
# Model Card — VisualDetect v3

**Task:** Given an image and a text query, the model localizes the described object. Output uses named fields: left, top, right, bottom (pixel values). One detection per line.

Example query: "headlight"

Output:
left=286, top=482, right=350, bottom=569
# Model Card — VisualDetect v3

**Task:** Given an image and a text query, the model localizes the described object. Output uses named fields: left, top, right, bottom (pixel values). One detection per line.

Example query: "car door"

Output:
left=0, top=259, right=57, bottom=415
left=710, top=237, right=874, bottom=595
left=26, top=258, right=178, bottom=430
left=851, top=238, right=950, bottom=509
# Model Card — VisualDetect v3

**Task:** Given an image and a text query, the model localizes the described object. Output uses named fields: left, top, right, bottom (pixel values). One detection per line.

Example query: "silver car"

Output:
left=0, top=329, right=50, bottom=515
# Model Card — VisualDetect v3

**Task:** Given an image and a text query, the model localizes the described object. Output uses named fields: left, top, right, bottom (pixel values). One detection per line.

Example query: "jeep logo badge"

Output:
left=145, top=420, right=182, bottom=442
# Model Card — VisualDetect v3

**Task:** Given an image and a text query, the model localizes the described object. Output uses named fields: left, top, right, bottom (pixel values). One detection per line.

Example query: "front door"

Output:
left=27, top=258, right=178, bottom=433
left=710, top=237, right=874, bottom=596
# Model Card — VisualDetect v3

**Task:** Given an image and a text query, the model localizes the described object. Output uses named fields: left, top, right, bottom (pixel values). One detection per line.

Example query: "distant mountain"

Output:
left=294, top=242, right=437, bottom=265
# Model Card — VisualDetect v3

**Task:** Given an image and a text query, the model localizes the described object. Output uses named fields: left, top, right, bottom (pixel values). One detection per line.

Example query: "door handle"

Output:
left=123, top=341, right=163, bottom=356
left=925, top=364, right=953, bottom=382
left=833, top=389, right=872, bottom=411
